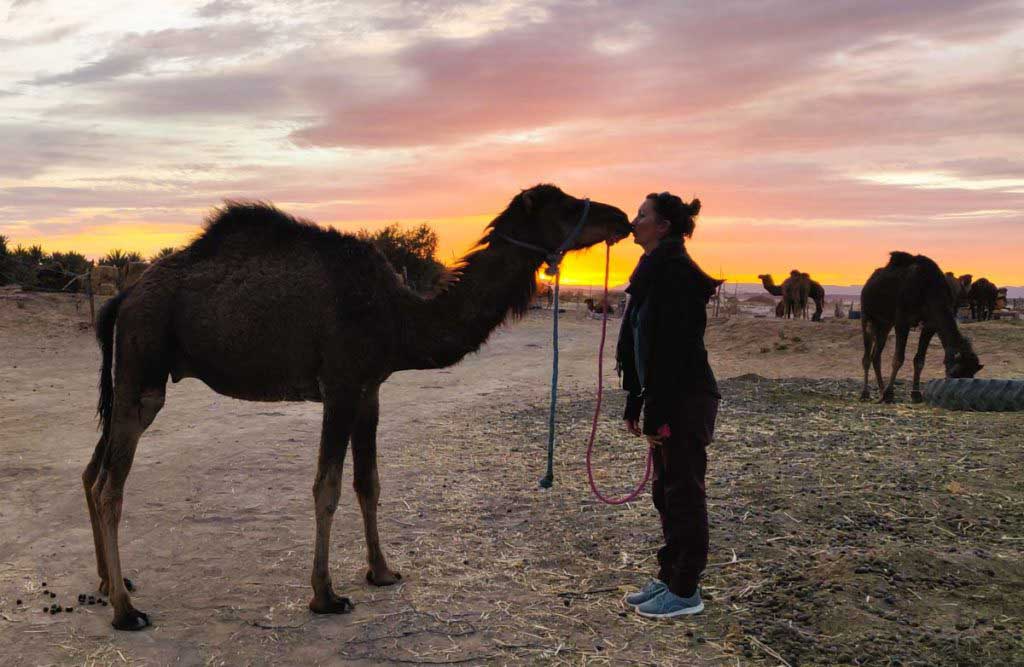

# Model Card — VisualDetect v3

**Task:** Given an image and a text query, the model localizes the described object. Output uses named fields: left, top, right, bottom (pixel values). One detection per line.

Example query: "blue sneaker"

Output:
left=635, top=588, right=704, bottom=618
left=623, top=580, right=667, bottom=608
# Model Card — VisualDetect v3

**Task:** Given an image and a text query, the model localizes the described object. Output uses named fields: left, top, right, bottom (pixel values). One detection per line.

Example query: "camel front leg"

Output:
left=309, top=389, right=357, bottom=614
left=910, top=326, right=936, bottom=403
left=860, top=321, right=873, bottom=401
left=871, top=323, right=891, bottom=397
left=351, top=385, right=401, bottom=586
left=95, top=389, right=165, bottom=631
left=881, top=325, right=909, bottom=403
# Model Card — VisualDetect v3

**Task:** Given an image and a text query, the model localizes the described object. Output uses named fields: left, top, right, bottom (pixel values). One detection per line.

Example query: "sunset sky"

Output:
left=2, top=0, right=1023, bottom=287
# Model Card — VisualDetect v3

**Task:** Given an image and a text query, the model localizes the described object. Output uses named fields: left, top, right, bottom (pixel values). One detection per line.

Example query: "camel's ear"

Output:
left=519, top=189, right=534, bottom=213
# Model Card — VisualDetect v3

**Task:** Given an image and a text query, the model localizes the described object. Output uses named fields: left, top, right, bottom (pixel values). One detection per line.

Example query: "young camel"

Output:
left=83, top=184, right=631, bottom=630
left=860, top=251, right=982, bottom=403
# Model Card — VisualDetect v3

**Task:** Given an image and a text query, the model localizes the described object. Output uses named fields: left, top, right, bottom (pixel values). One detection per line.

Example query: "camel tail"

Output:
left=95, top=290, right=128, bottom=440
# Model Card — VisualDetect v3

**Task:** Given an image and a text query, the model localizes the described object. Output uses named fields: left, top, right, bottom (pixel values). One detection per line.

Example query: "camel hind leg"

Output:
left=870, top=322, right=892, bottom=397
left=84, top=437, right=138, bottom=597
left=93, top=383, right=165, bottom=630
left=351, top=385, right=401, bottom=586
left=860, top=320, right=873, bottom=401
left=83, top=437, right=110, bottom=589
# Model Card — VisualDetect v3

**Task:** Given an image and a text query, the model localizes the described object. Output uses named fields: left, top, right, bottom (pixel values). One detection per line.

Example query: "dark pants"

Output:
left=651, top=393, right=719, bottom=597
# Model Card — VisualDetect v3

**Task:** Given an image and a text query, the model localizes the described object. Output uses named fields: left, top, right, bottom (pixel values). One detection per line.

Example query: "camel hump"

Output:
left=192, top=201, right=369, bottom=259
left=886, top=251, right=917, bottom=268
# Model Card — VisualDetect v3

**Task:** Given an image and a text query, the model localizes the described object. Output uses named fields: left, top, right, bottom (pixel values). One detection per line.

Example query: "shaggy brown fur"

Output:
left=860, top=252, right=982, bottom=403
left=84, top=184, right=630, bottom=630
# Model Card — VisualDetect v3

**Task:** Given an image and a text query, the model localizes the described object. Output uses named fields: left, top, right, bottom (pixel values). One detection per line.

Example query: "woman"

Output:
left=617, top=192, right=721, bottom=618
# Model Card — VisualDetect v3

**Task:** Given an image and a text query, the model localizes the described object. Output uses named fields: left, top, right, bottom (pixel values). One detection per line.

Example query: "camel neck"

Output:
left=932, top=306, right=965, bottom=350
left=397, top=241, right=543, bottom=370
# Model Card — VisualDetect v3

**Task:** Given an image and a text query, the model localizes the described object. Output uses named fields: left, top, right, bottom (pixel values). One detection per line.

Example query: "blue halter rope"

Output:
left=491, top=199, right=592, bottom=489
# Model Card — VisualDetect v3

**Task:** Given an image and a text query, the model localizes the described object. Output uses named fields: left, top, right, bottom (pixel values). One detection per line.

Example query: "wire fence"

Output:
left=0, top=254, right=92, bottom=293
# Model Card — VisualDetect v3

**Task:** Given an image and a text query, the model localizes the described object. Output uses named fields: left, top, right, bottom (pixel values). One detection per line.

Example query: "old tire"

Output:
left=923, top=378, right=1024, bottom=412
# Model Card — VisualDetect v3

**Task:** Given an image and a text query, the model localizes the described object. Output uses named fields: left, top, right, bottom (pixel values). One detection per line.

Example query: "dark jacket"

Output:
left=616, top=238, right=721, bottom=435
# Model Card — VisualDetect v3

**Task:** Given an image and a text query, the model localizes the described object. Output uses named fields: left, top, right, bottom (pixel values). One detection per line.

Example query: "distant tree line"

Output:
left=0, top=224, right=443, bottom=294
left=356, top=223, right=445, bottom=293
left=0, top=235, right=180, bottom=292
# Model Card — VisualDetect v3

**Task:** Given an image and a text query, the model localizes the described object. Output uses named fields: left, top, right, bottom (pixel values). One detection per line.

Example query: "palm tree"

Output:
left=101, top=249, right=142, bottom=269
left=151, top=247, right=178, bottom=262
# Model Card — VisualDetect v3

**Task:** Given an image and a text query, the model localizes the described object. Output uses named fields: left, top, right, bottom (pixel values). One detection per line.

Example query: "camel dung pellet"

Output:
left=49, top=592, right=56, bottom=598
left=65, top=607, right=73, bottom=613
left=41, top=582, right=47, bottom=587
left=15, top=599, right=21, bottom=605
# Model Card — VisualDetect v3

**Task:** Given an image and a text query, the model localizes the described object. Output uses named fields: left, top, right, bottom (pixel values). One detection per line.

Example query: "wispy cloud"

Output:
left=2, top=0, right=1023, bottom=283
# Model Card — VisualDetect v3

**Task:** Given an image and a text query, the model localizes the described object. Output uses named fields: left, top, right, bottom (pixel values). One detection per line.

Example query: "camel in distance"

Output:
left=83, top=184, right=632, bottom=630
left=860, top=251, right=982, bottom=403
left=758, top=272, right=825, bottom=321
left=968, top=277, right=999, bottom=321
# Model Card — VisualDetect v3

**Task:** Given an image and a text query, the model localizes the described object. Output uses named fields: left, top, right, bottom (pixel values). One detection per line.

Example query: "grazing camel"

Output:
left=860, top=252, right=982, bottom=403
left=801, top=273, right=825, bottom=321
left=760, top=272, right=825, bottom=320
left=781, top=270, right=810, bottom=319
left=968, top=278, right=998, bottom=321
left=83, top=185, right=631, bottom=630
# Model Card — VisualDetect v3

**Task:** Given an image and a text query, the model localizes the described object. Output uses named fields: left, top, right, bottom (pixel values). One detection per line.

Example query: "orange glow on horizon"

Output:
left=7, top=214, right=1024, bottom=288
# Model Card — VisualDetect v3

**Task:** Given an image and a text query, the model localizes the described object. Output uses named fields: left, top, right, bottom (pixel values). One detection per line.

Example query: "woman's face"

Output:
left=631, top=198, right=669, bottom=248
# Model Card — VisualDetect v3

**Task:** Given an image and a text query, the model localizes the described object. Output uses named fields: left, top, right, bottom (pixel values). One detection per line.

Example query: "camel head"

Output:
left=498, top=184, right=631, bottom=259
left=757, top=274, right=771, bottom=281
left=945, top=339, right=983, bottom=378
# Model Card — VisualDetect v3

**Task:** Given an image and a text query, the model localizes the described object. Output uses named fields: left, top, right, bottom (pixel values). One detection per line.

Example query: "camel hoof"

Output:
left=859, top=390, right=871, bottom=402
left=879, top=392, right=895, bottom=404
left=366, top=569, right=403, bottom=587
left=99, top=577, right=134, bottom=596
left=111, top=608, right=150, bottom=631
left=309, top=593, right=354, bottom=614
left=911, top=391, right=924, bottom=404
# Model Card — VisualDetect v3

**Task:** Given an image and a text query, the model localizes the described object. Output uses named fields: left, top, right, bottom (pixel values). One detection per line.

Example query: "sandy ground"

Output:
left=1, top=291, right=1022, bottom=665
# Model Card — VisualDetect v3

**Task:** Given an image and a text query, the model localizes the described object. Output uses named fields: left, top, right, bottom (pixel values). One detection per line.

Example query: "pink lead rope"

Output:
left=585, top=243, right=653, bottom=505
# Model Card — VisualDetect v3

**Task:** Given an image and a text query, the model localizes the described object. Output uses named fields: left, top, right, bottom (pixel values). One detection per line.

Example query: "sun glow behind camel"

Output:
left=2, top=1, right=1023, bottom=288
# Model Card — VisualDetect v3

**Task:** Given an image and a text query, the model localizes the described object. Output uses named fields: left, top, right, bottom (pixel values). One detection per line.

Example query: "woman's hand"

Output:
left=623, top=419, right=642, bottom=437
left=646, top=424, right=671, bottom=447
